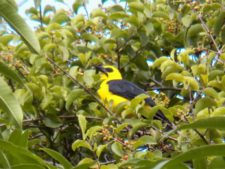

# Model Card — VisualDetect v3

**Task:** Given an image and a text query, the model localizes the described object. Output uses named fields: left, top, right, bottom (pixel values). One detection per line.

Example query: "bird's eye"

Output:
left=105, top=68, right=113, bottom=72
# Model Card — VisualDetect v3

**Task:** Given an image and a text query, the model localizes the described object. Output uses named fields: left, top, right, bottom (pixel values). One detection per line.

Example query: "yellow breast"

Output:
left=97, top=80, right=128, bottom=106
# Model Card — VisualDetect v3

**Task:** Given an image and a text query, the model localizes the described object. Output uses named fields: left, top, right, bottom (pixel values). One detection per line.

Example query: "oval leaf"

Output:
left=153, top=144, right=225, bottom=169
left=78, top=114, right=87, bottom=140
left=0, top=62, right=25, bottom=87
left=178, top=117, right=225, bottom=130
left=0, top=0, right=40, bottom=53
left=0, top=77, right=23, bottom=127
left=72, top=140, right=92, bottom=151
left=41, top=148, right=73, bottom=169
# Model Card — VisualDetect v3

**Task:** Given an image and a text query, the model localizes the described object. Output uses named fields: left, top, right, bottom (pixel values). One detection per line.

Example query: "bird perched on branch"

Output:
left=96, top=65, right=172, bottom=125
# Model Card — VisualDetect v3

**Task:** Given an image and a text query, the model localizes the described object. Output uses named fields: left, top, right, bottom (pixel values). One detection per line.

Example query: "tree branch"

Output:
left=147, top=86, right=181, bottom=91
left=198, top=14, right=223, bottom=64
left=39, top=0, right=43, bottom=28
left=83, top=3, right=89, bottom=19
left=46, top=55, right=114, bottom=116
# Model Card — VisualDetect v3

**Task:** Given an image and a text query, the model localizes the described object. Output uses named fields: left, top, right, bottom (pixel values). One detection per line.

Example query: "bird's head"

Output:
left=95, top=65, right=122, bottom=81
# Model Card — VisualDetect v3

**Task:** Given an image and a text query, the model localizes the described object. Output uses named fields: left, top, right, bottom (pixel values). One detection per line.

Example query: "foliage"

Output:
left=0, top=0, right=225, bottom=168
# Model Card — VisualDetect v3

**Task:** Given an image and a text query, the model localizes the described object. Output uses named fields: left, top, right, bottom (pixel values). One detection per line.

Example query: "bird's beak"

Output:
left=95, top=65, right=108, bottom=76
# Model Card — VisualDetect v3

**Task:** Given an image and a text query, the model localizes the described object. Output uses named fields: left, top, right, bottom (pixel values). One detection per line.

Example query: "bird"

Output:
left=96, top=65, right=172, bottom=125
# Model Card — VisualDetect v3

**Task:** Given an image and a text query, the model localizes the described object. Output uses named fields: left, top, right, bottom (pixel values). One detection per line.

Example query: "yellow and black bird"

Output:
left=96, top=65, right=171, bottom=125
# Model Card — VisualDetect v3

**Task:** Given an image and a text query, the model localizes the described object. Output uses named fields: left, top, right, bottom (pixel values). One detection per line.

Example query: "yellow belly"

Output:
left=97, top=81, right=128, bottom=106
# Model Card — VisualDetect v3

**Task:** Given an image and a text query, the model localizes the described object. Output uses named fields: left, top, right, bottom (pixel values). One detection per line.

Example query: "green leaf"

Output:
left=43, top=114, right=62, bottom=128
left=111, top=142, right=124, bottom=157
left=144, top=23, right=154, bottom=36
left=221, top=26, right=225, bottom=43
left=108, top=5, right=124, bottom=13
left=120, top=159, right=160, bottom=169
left=85, top=126, right=102, bottom=140
left=82, top=33, right=98, bottom=42
left=183, top=76, right=199, bottom=91
left=66, top=89, right=87, bottom=110
left=130, top=94, right=148, bottom=108
left=25, top=7, right=38, bottom=16
left=41, top=148, right=73, bottom=169
left=78, top=114, right=87, bottom=140
left=111, top=28, right=128, bottom=39
left=166, top=73, right=184, bottom=82
left=8, top=129, right=29, bottom=148
left=91, top=8, right=107, bottom=18
left=74, top=158, right=95, bottom=169
left=0, top=140, right=45, bottom=165
left=193, top=158, right=207, bottom=169
left=128, top=2, right=144, bottom=12
left=43, top=43, right=57, bottom=52
left=115, top=123, right=129, bottom=133
left=77, top=52, right=92, bottom=65
left=51, top=10, right=69, bottom=24
left=208, top=157, right=225, bottom=169
left=96, top=144, right=107, bottom=158
left=152, top=57, right=169, bottom=69
left=133, top=55, right=149, bottom=70
left=72, top=140, right=92, bottom=151
left=0, top=77, right=23, bottom=128
left=133, top=136, right=156, bottom=149
left=161, top=60, right=183, bottom=79
left=211, top=107, right=225, bottom=116
left=5, top=0, right=17, bottom=10
left=195, top=97, right=216, bottom=113
left=214, top=11, right=225, bottom=36
left=100, top=164, right=118, bottom=169
left=43, top=5, right=56, bottom=15
left=181, top=14, right=193, bottom=27
left=203, top=87, right=218, bottom=99
left=208, top=70, right=224, bottom=80
left=0, top=151, right=10, bottom=169
left=0, top=62, right=25, bottom=87
left=153, top=144, right=225, bottom=169
left=83, top=70, right=95, bottom=87
left=0, top=0, right=40, bottom=53
left=191, top=64, right=206, bottom=75
left=186, top=24, right=203, bottom=46
left=178, top=117, right=225, bottom=130
left=109, top=12, right=128, bottom=20
left=0, top=34, right=14, bottom=45
left=73, top=0, right=84, bottom=14
left=11, top=164, right=45, bottom=169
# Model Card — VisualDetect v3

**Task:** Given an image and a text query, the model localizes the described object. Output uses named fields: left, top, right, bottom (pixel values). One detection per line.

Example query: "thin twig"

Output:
left=23, top=115, right=103, bottom=124
left=83, top=3, right=89, bottom=19
left=148, top=86, right=181, bottom=91
left=39, top=1, right=43, bottom=28
left=147, top=77, right=163, bottom=87
left=194, top=129, right=209, bottom=144
left=198, top=14, right=220, bottom=52
left=116, top=41, right=121, bottom=70
left=183, top=116, right=209, bottom=145
left=100, top=159, right=116, bottom=165
left=46, top=56, right=113, bottom=116
left=198, top=14, right=222, bottom=63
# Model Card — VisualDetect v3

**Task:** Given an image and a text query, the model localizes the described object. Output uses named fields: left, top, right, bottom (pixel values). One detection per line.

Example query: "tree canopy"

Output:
left=0, top=0, right=225, bottom=168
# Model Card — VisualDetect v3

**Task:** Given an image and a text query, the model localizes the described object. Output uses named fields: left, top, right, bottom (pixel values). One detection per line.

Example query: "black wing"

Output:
left=108, top=79, right=155, bottom=106
left=108, top=80, right=172, bottom=125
